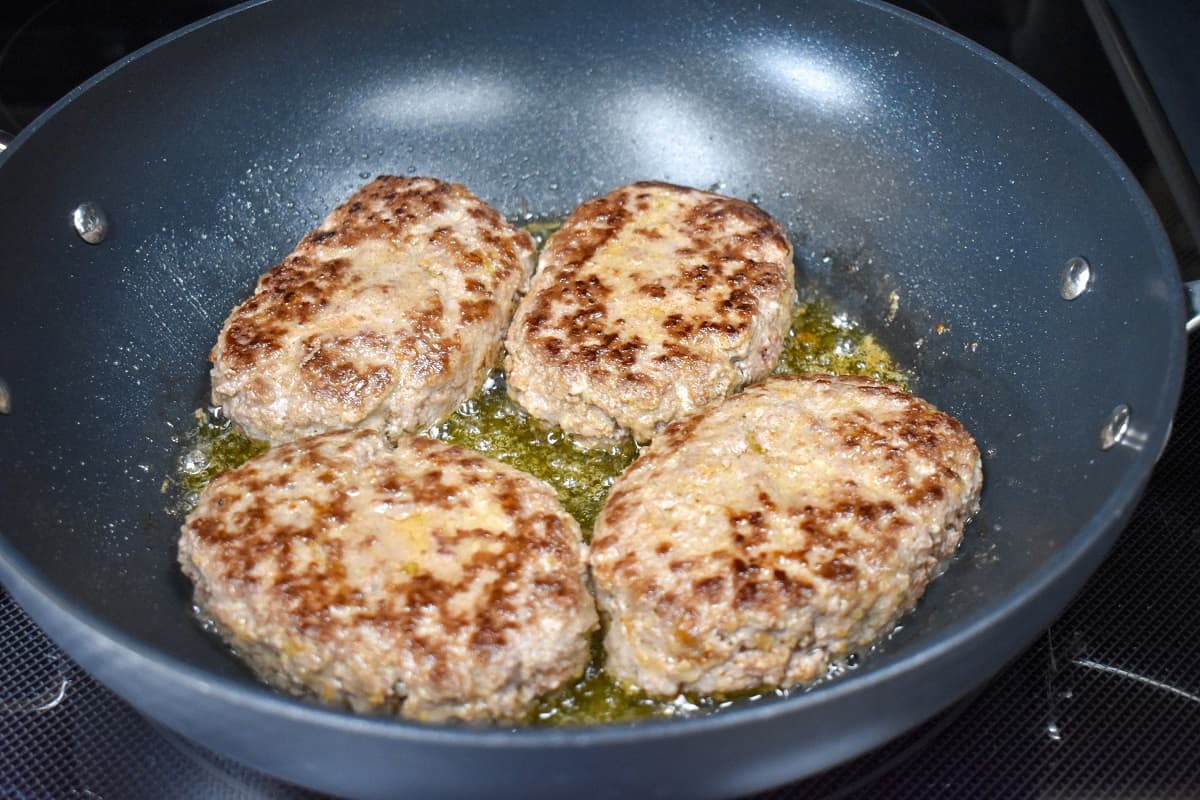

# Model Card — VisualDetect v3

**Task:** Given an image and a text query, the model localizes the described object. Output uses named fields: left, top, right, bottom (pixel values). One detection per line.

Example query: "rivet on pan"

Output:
left=71, top=201, right=109, bottom=244
left=0, top=377, right=10, bottom=414
left=1100, top=404, right=1131, bottom=450
left=1060, top=256, right=1091, bottom=300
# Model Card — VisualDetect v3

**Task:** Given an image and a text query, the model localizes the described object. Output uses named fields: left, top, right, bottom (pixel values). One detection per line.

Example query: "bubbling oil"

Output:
left=775, top=295, right=907, bottom=388
left=425, top=371, right=637, bottom=539
left=171, top=407, right=268, bottom=515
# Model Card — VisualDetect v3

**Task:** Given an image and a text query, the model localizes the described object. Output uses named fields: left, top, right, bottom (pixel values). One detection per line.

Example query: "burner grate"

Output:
left=0, top=588, right=319, bottom=799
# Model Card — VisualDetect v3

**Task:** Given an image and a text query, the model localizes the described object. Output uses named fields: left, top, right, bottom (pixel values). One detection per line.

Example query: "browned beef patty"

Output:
left=505, top=181, right=795, bottom=446
left=211, top=176, right=535, bottom=444
left=590, top=374, right=982, bottom=696
left=178, top=429, right=597, bottom=722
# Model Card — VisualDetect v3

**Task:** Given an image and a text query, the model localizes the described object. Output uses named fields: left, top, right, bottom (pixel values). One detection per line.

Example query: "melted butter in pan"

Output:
left=427, top=372, right=637, bottom=539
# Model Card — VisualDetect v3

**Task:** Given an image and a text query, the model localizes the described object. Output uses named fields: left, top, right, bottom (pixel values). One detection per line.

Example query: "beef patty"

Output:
left=504, top=181, right=795, bottom=446
left=590, top=374, right=982, bottom=697
left=211, top=176, right=535, bottom=444
left=178, top=429, right=597, bottom=722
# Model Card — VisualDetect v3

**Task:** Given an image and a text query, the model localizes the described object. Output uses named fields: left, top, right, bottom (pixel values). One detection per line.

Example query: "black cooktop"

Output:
left=2, top=2, right=1198, bottom=797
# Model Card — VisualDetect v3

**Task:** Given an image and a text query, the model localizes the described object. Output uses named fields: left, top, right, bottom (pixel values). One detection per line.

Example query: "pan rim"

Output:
left=0, top=0, right=1187, bottom=755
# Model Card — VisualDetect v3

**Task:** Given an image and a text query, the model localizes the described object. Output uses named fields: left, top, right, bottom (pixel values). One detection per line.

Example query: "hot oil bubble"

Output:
left=180, top=450, right=209, bottom=474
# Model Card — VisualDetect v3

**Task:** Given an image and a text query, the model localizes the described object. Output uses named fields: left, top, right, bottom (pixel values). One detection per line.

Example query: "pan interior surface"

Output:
left=0, top=0, right=1183, bottom=796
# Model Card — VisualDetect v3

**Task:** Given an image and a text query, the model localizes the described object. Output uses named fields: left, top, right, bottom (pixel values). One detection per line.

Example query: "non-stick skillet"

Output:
left=0, top=1, right=1192, bottom=797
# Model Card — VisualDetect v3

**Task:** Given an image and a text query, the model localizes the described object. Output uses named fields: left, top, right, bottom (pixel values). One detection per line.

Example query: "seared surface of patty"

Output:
left=590, top=374, right=982, bottom=696
left=211, top=176, right=535, bottom=444
left=178, top=429, right=597, bottom=722
left=505, top=182, right=795, bottom=445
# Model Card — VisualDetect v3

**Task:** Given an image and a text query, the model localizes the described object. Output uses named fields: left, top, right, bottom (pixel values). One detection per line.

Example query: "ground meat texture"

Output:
left=210, top=176, right=535, bottom=444
left=589, top=374, right=982, bottom=697
left=178, top=430, right=598, bottom=723
left=504, top=181, right=795, bottom=446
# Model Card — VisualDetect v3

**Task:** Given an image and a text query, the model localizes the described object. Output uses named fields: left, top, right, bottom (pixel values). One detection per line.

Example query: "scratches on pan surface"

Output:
left=166, top=258, right=216, bottom=327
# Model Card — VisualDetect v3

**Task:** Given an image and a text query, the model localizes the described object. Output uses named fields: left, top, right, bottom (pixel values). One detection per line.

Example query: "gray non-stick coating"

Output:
left=0, top=0, right=1184, bottom=797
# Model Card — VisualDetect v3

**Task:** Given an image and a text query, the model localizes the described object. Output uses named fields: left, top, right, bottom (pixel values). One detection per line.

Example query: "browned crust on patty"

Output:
left=178, top=429, right=597, bottom=722
left=211, top=176, right=535, bottom=443
left=504, top=182, right=795, bottom=445
left=590, top=374, right=983, bottom=696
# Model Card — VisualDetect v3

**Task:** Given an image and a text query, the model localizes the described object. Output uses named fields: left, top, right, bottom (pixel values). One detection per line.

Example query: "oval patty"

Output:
left=505, top=182, right=795, bottom=446
left=211, top=176, right=535, bottom=444
left=178, top=429, right=597, bottom=723
left=590, top=374, right=982, bottom=697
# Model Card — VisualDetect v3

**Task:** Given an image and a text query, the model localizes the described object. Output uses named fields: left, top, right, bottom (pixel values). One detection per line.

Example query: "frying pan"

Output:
left=0, top=0, right=1191, bottom=797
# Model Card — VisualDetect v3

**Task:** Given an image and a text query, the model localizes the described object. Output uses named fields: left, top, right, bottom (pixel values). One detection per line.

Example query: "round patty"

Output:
left=211, top=176, right=535, bottom=444
left=590, top=374, right=982, bottom=697
left=504, top=181, right=795, bottom=446
left=178, top=429, right=597, bottom=722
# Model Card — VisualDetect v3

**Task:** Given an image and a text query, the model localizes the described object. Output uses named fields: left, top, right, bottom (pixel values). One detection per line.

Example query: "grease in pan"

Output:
left=173, top=178, right=978, bottom=724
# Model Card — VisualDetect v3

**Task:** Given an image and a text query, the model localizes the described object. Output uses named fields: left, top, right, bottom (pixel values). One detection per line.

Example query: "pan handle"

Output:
left=0, top=131, right=10, bottom=412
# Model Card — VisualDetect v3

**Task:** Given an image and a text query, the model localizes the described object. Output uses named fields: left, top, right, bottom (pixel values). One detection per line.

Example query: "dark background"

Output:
left=1, top=1, right=1198, bottom=798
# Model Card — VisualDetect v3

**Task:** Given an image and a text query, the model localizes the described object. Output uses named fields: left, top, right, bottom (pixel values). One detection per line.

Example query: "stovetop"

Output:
left=2, top=2, right=1198, bottom=798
